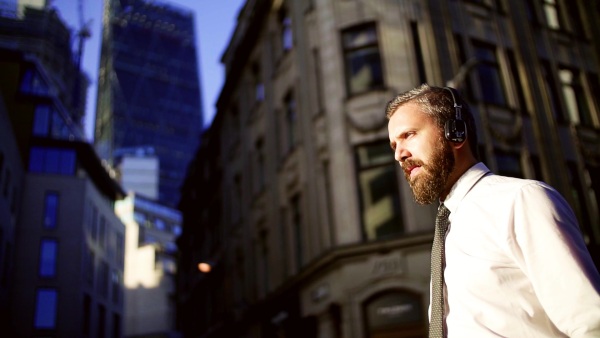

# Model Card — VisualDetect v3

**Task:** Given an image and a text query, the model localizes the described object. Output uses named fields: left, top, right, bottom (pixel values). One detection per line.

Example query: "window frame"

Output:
left=341, top=22, right=385, bottom=96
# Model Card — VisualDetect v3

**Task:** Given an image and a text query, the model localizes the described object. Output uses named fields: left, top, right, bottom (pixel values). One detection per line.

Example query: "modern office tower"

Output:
left=115, top=192, right=181, bottom=337
left=95, top=0, right=204, bottom=207
left=0, top=46, right=126, bottom=337
left=177, top=0, right=600, bottom=337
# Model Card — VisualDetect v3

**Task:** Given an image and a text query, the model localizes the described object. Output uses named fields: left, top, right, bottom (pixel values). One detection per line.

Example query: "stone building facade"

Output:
left=177, top=1, right=600, bottom=337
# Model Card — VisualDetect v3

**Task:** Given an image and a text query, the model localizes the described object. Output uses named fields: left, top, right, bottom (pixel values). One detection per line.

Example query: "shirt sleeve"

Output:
left=508, top=182, right=600, bottom=337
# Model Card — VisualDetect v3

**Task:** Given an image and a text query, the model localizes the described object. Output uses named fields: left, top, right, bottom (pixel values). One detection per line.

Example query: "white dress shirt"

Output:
left=440, top=162, right=600, bottom=337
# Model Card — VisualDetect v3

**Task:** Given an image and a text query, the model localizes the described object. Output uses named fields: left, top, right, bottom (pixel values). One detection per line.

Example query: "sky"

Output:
left=50, top=0, right=246, bottom=141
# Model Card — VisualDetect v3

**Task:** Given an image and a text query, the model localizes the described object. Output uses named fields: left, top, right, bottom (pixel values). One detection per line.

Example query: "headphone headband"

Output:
left=442, top=87, right=467, bottom=143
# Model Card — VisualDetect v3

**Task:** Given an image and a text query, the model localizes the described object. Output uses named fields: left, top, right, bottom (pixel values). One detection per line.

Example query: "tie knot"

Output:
left=436, top=204, right=450, bottom=229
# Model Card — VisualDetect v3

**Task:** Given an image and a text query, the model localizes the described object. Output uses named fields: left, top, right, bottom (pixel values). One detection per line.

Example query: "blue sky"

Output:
left=51, top=0, right=246, bottom=141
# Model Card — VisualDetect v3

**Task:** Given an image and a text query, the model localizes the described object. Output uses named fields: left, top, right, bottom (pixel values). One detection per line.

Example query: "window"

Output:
left=20, top=69, right=50, bottom=96
left=567, top=162, right=591, bottom=227
left=543, top=0, right=560, bottom=29
left=98, top=304, right=106, bottom=338
left=28, top=147, right=76, bottom=175
left=494, top=149, right=523, bottom=178
left=43, top=191, right=59, bottom=229
left=99, top=216, right=106, bottom=248
left=116, top=233, right=124, bottom=267
left=83, top=294, right=92, bottom=336
left=34, top=288, right=57, bottom=329
left=558, top=68, right=593, bottom=126
left=284, top=92, right=298, bottom=151
left=111, top=269, right=121, bottom=304
left=356, top=141, right=403, bottom=241
left=32, top=105, right=52, bottom=136
left=1, top=242, right=11, bottom=287
left=540, top=61, right=566, bottom=123
left=506, top=51, right=528, bottom=113
left=564, top=2, right=584, bottom=36
left=2, top=169, right=9, bottom=197
left=280, top=7, right=293, bottom=52
left=342, top=23, right=384, bottom=95
left=91, top=207, right=99, bottom=241
left=291, top=194, right=303, bottom=271
left=255, top=139, right=266, bottom=192
left=85, top=246, right=94, bottom=284
left=410, top=21, right=427, bottom=85
left=259, top=230, right=269, bottom=295
left=524, top=0, right=539, bottom=23
left=39, top=238, right=58, bottom=277
left=252, top=63, right=265, bottom=103
left=113, top=313, right=122, bottom=338
left=155, top=218, right=166, bottom=230
left=472, top=42, right=506, bottom=106
left=0, top=151, right=3, bottom=187
left=98, top=261, right=109, bottom=297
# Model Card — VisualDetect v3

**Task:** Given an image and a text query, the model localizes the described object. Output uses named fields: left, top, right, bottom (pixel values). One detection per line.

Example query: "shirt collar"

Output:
left=441, top=162, right=491, bottom=214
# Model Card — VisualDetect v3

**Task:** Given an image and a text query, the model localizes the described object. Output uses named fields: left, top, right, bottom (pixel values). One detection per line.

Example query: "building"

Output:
left=115, top=192, right=181, bottom=337
left=115, top=146, right=161, bottom=200
left=0, top=45, right=127, bottom=337
left=0, top=83, right=25, bottom=335
left=95, top=0, right=204, bottom=207
left=177, top=0, right=600, bottom=337
left=0, top=1, right=89, bottom=127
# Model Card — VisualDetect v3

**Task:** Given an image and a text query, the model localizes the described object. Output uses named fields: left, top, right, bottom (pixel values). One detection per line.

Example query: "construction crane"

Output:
left=72, top=0, right=92, bottom=126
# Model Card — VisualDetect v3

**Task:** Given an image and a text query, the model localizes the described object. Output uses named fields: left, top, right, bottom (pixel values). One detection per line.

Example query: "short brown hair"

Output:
left=385, top=83, right=479, bottom=159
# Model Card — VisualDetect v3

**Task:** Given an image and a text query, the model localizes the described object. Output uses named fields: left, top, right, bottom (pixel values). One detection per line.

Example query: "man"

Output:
left=386, top=84, right=600, bottom=337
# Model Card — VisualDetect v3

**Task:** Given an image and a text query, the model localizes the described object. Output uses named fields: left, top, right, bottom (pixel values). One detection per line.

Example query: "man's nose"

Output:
left=395, top=146, right=410, bottom=163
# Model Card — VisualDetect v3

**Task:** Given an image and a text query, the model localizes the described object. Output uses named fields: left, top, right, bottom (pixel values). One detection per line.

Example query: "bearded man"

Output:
left=386, top=84, right=600, bottom=338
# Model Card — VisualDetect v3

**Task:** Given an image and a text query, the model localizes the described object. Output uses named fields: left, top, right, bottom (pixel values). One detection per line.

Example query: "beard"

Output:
left=404, top=137, right=455, bottom=205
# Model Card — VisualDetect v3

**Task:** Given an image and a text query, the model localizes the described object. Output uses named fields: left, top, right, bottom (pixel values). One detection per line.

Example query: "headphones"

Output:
left=443, top=86, right=467, bottom=143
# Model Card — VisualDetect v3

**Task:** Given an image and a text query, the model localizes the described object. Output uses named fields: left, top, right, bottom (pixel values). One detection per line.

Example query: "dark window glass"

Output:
left=410, top=21, right=427, bottom=84
left=280, top=8, right=293, bottom=52
left=494, top=149, right=523, bottom=178
left=33, top=105, right=51, bottom=136
left=98, top=261, right=109, bottom=297
left=342, top=23, right=384, bottom=95
left=83, top=294, right=91, bottom=336
left=113, top=313, right=122, bottom=338
left=2, top=169, right=8, bottom=197
left=506, top=51, right=528, bottom=114
left=356, top=141, right=403, bottom=241
left=111, top=269, right=121, bottom=305
left=540, top=61, right=566, bottom=123
left=472, top=42, right=506, bottom=105
left=34, top=288, right=57, bottom=329
left=291, top=194, right=303, bottom=271
left=28, top=147, right=76, bottom=175
left=98, top=304, right=106, bottom=338
left=43, top=191, right=59, bottom=229
left=20, top=69, right=50, bottom=96
left=39, top=238, right=58, bottom=277
left=285, top=93, right=297, bottom=151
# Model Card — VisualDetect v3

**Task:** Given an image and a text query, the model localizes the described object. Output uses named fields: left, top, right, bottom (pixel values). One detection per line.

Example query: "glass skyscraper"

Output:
left=95, top=0, right=203, bottom=207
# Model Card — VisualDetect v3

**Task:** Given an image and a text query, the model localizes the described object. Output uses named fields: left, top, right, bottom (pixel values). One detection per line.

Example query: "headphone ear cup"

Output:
left=444, top=119, right=467, bottom=143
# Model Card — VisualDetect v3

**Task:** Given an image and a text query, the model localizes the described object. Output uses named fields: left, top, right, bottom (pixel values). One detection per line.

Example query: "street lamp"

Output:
left=197, top=262, right=212, bottom=273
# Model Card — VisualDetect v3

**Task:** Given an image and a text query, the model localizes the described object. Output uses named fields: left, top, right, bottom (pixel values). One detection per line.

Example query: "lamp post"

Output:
left=446, top=57, right=479, bottom=88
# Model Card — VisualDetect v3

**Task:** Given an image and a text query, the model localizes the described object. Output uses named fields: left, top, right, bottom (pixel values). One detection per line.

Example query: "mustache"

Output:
left=402, top=159, right=425, bottom=171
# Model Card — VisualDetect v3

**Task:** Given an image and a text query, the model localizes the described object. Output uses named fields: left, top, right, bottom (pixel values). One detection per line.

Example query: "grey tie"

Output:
left=429, top=204, right=450, bottom=338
